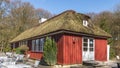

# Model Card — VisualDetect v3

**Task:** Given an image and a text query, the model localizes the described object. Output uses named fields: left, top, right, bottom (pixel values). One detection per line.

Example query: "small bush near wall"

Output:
left=16, top=45, right=29, bottom=54
left=43, top=37, right=57, bottom=66
left=15, top=48, right=21, bottom=54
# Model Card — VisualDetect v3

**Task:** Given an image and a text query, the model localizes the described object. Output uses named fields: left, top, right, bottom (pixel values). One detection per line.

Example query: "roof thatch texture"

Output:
left=10, top=10, right=111, bottom=43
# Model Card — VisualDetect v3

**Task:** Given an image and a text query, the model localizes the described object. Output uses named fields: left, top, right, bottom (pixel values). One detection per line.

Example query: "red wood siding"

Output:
left=52, top=34, right=64, bottom=65
left=27, top=34, right=64, bottom=62
left=13, top=34, right=108, bottom=65
left=95, top=38, right=107, bottom=61
left=63, top=34, right=82, bottom=65
left=27, top=51, right=43, bottom=59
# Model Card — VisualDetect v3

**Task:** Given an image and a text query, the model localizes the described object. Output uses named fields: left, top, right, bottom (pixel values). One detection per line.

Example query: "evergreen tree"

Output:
left=43, top=37, right=57, bottom=66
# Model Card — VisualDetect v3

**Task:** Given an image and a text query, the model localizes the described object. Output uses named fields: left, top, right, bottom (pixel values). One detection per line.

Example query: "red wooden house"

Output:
left=10, top=10, right=111, bottom=65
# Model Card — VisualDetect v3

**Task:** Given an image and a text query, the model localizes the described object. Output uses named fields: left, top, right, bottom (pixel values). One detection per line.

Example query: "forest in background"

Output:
left=0, top=0, right=120, bottom=58
left=87, top=5, right=120, bottom=58
left=0, top=0, right=53, bottom=52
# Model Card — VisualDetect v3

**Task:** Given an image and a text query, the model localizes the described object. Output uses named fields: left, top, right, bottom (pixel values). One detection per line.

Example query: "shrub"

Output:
left=18, top=45, right=29, bottom=51
left=15, top=48, right=21, bottom=54
left=43, top=37, right=57, bottom=66
left=16, top=45, right=29, bottom=54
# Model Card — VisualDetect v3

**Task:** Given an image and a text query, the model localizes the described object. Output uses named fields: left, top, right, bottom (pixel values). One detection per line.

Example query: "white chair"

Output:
left=33, top=60, right=40, bottom=68
left=116, top=55, right=120, bottom=60
left=6, top=52, right=12, bottom=57
left=12, top=56, right=19, bottom=65
left=19, top=55, right=24, bottom=60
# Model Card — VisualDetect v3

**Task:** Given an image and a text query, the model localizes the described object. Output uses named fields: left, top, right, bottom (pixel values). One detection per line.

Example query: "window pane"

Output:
left=90, top=48, right=93, bottom=51
left=25, top=41, right=27, bottom=45
left=90, top=39, right=93, bottom=44
left=83, top=43, right=88, bottom=47
left=84, top=38, right=88, bottom=42
left=38, top=39, right=41, bottom=51
left=83, top=48, right=88, bottom=51
left=13, top=43, right=15, bottom=48
left=32, top=40, right=35, bottom=51
left=40, top=38, right=44, bottom=52
left=89, top=39, right=93, bottom=48
left=23, top=41, right=24, bottom=45
left=90, top=44, right=93, bottom=47
left=36, top=39, right=39, bottom=52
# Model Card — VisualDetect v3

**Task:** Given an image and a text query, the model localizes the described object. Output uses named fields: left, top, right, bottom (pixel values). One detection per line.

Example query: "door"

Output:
left=82, top=38, right=94, bottom=61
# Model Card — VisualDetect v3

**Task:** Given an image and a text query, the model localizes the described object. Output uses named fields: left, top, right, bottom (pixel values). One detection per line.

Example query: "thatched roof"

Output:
left=10, top=10, right=111, bottom=43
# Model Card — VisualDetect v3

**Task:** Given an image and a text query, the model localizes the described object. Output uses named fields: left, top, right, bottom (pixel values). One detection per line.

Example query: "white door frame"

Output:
left=82, top=37, right=95, bottom=61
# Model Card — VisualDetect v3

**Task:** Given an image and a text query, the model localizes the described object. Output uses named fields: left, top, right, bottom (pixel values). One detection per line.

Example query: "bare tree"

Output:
left=35, top=8, right=53, bottom=19
left=0, top=0, right=53, bottom=52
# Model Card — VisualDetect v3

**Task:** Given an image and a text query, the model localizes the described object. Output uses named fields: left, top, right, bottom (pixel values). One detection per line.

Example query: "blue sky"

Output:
left=23, top=0, right=120, bottom=14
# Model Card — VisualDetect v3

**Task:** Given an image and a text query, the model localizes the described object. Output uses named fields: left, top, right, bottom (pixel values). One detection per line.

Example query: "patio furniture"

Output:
left=18, top=55, right=24, bottom=60
left=33, top=60, right=40, bottom=68
left=14, top=54, right=24, bottom=64
left=0, top=56, right=32, bottom=68
left=6, top=52, right=12, bottom=58
left=116, top=56, right=120, bottom=60
left=116, top=55, right=120, bottom=68
left=0, top=56, right=8, bottom=63
left=11, top=56, right=19, bottom=64
left=1, top=57, right=16, bottom=65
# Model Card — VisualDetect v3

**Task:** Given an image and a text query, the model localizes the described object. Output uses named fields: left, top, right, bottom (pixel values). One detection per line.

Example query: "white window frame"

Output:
left=82, top=37, right=95, bottom=61
left=32, top=38, right=44, bottom=52
left=83, top=20, right=88, bottom=26
left=82, top=37, right=94, bottom=52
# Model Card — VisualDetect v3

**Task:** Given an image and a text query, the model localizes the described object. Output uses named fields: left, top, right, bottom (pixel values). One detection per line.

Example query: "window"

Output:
left=36, top=39, right=39, bottom=52
left=40, top=38, right=44, bottom=52
left=89, top=39, right=94, bottom=51
left=32, top=38, right=44, bottom=52
left=83, top=20, right=88, bottom=26
left=32, top=40, right=36, bottom=51
left=83, top=38, right=88, bottom=51
left=13, top=43, right=15, bottom=48
left=19, top=41, right=28, bottom=46
left=83, top=38, right=94, bottom=52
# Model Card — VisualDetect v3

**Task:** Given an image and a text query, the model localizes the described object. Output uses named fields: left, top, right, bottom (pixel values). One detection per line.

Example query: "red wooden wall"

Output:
left=27, top=51, right=43, bottom=59
left=95, top=38, right=107, bottom=61
left=13, top=33, right=108, bottom=65
left=27, top=34, right=64, bottom=61
left=53, top=34, right=64, bottom=65
left=62, top=34, right=82, bottom=65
